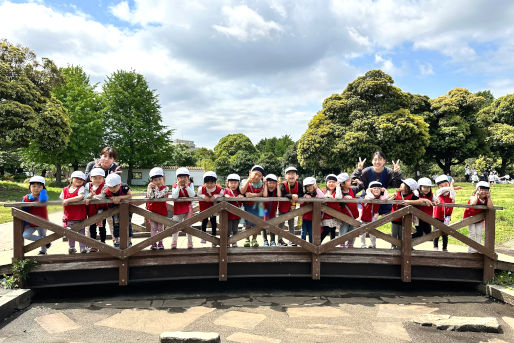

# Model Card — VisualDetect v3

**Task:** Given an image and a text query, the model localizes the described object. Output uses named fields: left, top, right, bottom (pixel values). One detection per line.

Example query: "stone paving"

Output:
left=0, top=289, right=513, bottom=343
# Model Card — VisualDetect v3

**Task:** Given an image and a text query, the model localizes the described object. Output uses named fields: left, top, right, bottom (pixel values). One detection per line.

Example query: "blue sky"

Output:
left=2, top=0, right=514, bottom=149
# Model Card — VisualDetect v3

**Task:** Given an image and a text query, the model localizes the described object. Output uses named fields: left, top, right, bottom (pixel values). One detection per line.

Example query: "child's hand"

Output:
left=344, top=195, right=353, bottom=199
left=353, top=179, right=362, bottom=185
left=305, top=194, right=312, bottom=198
left=85, top=199, right=91, bottom=206
left=62, top=199, right=69, bottom=206
left=422, top=198, right=433, bottom=206
left=237, top=194, right=244, bottom=198
left=112, top=196, right=120, bottom=204
left=291, top=194, right=298, bottom=202
left=278, top=176, right=282, bottom=183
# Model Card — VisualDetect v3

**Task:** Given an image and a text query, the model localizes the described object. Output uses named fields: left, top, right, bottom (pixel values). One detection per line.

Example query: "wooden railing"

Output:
left=4, top=197, right=502, bottom=286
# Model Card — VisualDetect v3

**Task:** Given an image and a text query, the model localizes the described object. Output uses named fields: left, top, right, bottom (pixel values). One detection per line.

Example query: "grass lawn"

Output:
left=0, top=181, right=62, bottom=224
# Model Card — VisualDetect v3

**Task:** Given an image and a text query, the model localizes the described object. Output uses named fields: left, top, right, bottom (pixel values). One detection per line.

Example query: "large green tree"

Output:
left=0, top=40, right=70, bottom=158
left=298, top=70, right=429, bottom=171
left=102, top=70, right=173, bottom=184
left=478, top=94, right=514, bottom=174
left=426, top=88, right=486, bottom=174
left=52, top=66, right=104, bottom=175
left=255, top=135, right=295, bottom=158
left=170, top=143, right=197, bottom=167
left=214, top=133, right=256, bottom=158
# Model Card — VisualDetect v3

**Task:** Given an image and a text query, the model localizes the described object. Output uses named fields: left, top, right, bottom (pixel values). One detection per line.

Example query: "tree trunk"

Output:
left=41, top=169, right=47, bottom=177
left=0, top=166, right=4, bottom=178
left=55, top=164, right=62, bottom=184
left=72, top=161, right=79, bottom=171
left=500, top=158, right=508, bottom=176
left=127, top=164, right=133, bottom=186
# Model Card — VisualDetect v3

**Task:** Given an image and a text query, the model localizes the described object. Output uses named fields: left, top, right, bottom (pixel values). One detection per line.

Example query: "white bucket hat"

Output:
left=368, top=181, right=382, bottom=189
left=402, top=178, right=419, bottom=191
left=29, top=176, right=46, bottom=185
left=149, top=167, right=164, bottom=178
left=285, top=166, right=298, bottom=174
left=227, top=173, right=240, bottom=181
left=105, top=173, right=122, bottom=187
left=435, top=174, right=449, bottom=185
left=337, top=173, right=350, bottom=183
left=176, top=167, right=190, bottom=177
left=418, top=177, right=432, bottom=187
left=203, top=171, right=217, bottom=180
left=265, top=174, right=278, bottom=181
left=90, top=168, right=105, bottom=178
left=303, top=177, right=316, bottom=186
left=70, top=171, right=86, bottom=181
left=476, top=181, right=490, bottom=189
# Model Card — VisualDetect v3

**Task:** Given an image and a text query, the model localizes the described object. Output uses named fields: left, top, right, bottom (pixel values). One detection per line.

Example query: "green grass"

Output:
left=0, top=180, right=62, bottom=224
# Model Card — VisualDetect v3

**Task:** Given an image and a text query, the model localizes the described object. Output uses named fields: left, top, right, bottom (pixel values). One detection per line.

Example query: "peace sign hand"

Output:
left=392, top=159, right=401, bottom=173
left=94, top=158, right=100, bottom=167
left=358, top=157, right=366, bottom=170
left=114, top=166, right=122, bottom=174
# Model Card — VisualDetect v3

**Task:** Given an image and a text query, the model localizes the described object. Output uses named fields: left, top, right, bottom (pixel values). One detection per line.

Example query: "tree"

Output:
left=255, top=135, right=295, bottom=158
left=0, top=40, right=69, bottom=149
left=195, top=147, right=215, bottom=171
left=214, top=152, right=231, bottom=180
left=230, top=150, right=255, bottom=177
left=52, top=66, right=104, bottom=178
left=478, top=94, right=514, bottom=174
left=426, top=88, right=486, bottom=174
left=258, top=152, right=282, bottom=176
left=475, top=90, right=495, bottom=109
left=102, top=70, right=173, bottom=184
left=281, top=142, right=307, bottom=176
left=298, top=70, right=429, bottom=171
left=170, top=143, right=197, bottom=166
left=214, top=133, right=256, bottom=158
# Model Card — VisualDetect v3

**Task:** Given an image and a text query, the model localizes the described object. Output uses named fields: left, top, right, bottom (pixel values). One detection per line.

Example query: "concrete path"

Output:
left=0, top=285, right=513, bottom=343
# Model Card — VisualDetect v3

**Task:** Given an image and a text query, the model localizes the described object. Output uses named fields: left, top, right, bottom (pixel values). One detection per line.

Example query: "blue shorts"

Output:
left=244, top=204, right=263, bottom=227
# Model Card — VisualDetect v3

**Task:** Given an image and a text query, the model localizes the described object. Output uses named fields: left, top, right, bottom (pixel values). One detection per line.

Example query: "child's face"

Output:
left=342, top=179, right=351, bottom=189
left=477, top=187, right=490, bottom=199
left=420, top=186, right=431, bottom=194
left=108, top=184, right=121, bottom=193
left=151, top=176, right=164, bottom=187
left=72, top=177, right=85, bottom=188
left=286, top=171, right=298, bottom=183
left=249, top=171, right=263, bottom=181
left=29, top=183, right=43, bottom=196
left=306, top=184, right=315, bottom=193
left=438, top=181, right=449, bottom=188
left=177, top=175, right=189, bottom=184
left=370, top=187, right=381, bottom=197
left=326, top=180, right=337, bottom=190
left=266, top=180, right=277, bottom=191
left=91, top=175, right=104, bottom=186
left=228, top=180, right=239, bottom=190
left=399, top=182, right=409, bottom=194
left=205, top=180, right=216, bottom=188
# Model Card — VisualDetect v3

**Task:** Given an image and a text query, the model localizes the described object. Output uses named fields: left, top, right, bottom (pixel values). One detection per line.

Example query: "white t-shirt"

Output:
left=59, top=186, right=85, bottom=200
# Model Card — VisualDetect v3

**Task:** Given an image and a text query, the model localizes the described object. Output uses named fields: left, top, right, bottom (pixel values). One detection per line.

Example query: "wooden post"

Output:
left=119, top=202, right=129, bottom=285
left=219, top=209, right=228, bottom=281
left=12, top=212, right=24, bottom=261
left=483, top=208, right=496, bottom=283
left=312, top=202, right=321, bottom=280
left=401, top=212, right=412, bottom=283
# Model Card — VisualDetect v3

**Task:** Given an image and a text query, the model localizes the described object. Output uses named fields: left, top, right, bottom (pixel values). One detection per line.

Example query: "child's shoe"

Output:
left=89, top=247, right=98, bottom=253
left=263, top=240, right=269, bottom=247
left=114, top=242, right=120, bottom=248
left=212, top=243, right=216, bottom=247
left=231, top=242, right=238, bottom=247
left=158, top=241, right=164, bottom=250
left=128, top=242, right=132, bottom=247
left=187, top=241, right=193, bottom=249
left=80, top=248, right=88, bottom=253
left=278, top=239, right=287, bottom=246
left=442, top=248, right=448, bottom=252
left=339, top=243, right=346, bottom=248
left=150, top=243, right=158, bottom=250
left=38, top=250, right=47, bottom=255
left=289, top=241, right=297, bottom=247
left=368, top=245, right=376, bottom=249
left=68, top=248, right=76, bottom=254
left=251, top=239, right=259, bottom=247
left=201, top=239, right=206, bottom=244
left=270, top=241, right=276, bottom=247
left=244, top=239, right=251, bottom=247
left=433, top=247, right=438, bottom=251
left=347, top=242, right=354, bottom=248
left=171, top=241, right=177, bottom=249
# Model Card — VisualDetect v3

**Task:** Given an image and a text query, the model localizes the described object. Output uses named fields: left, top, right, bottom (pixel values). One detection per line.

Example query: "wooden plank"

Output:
left=24, top=207, right=119, bottom=253
left=320, top=205, right=362, bottom=227
left=401, top=213, right=412, bottom=282
left=312, top=202, right=322, bottom=246
left=33, top=260, right=120, bottom=272
left=225, top=204, right=317, bottom=253
left=368, top=228, right=401, bottom=247
left=12, top=208, right=122, bottom=258
left=119, top=259, right=128, bottom=286
left=219, top=210, right=228, bottom=281
left=483, top=209, right=496, bottom=283
left=119, top=202, right=129, bottom=250
left=410, top=256, right=483, bottom=269
left=312, top=253, right=320, bottom=280
left=318, top=206, right=411, bottom=254
left=409, top=207, right=496, bottom=259
left=123, top=203, right=223, bottom=257
left=12, top=214, right=24, bottom=260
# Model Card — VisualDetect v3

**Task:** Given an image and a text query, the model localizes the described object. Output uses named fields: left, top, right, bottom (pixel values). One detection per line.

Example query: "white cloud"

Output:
left=213, top=5, right=283, bottom=42
left=418, top=63, right=434, bottom=76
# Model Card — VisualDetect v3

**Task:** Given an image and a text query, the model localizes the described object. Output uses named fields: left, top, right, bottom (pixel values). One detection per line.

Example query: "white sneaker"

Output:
left=231, top=242, right=238, bottom=247
left=433, top=247, right=438, bottom=251
left=200, top=239, right=206, bottom=244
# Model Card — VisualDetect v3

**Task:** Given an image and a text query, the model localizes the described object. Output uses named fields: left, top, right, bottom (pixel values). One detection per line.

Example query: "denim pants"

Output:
left=112, top=212, right=133, bottom=238
left=339, top=222, right=355, bottom=245
left=23, top=227, right=48, bottom=253
left=301, top=219, right=313, bottom=243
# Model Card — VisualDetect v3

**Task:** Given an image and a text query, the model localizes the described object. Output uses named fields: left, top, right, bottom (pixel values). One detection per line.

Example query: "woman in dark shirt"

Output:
left=85, top=147, right=121, bottom=182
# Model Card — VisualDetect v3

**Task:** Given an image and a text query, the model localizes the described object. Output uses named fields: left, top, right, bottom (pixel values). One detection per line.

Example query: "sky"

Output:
left=2, top=0, right=514, bottom=149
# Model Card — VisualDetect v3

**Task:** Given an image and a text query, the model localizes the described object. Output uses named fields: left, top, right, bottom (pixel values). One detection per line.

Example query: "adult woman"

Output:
left=85, top=147, right=121, bottom=182
left=351, top=151, right=403, bottom=214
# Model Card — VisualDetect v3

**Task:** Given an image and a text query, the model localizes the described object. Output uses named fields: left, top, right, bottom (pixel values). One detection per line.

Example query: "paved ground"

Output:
left=0, top=280, right=513, bottom=343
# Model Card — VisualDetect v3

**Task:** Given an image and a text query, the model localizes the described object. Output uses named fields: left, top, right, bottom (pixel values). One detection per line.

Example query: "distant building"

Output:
left=121, top=166, right=205, bottom=186
left=172, top=139, right=196, bottom=150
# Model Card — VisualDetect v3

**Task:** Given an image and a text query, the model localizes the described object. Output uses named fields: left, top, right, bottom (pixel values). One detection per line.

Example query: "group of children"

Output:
left=21, top=164, right=494, bottom=254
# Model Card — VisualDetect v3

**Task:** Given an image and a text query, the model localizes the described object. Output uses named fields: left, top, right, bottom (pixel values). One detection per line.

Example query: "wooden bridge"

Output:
left=4, top=197, right=502, bottom=288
